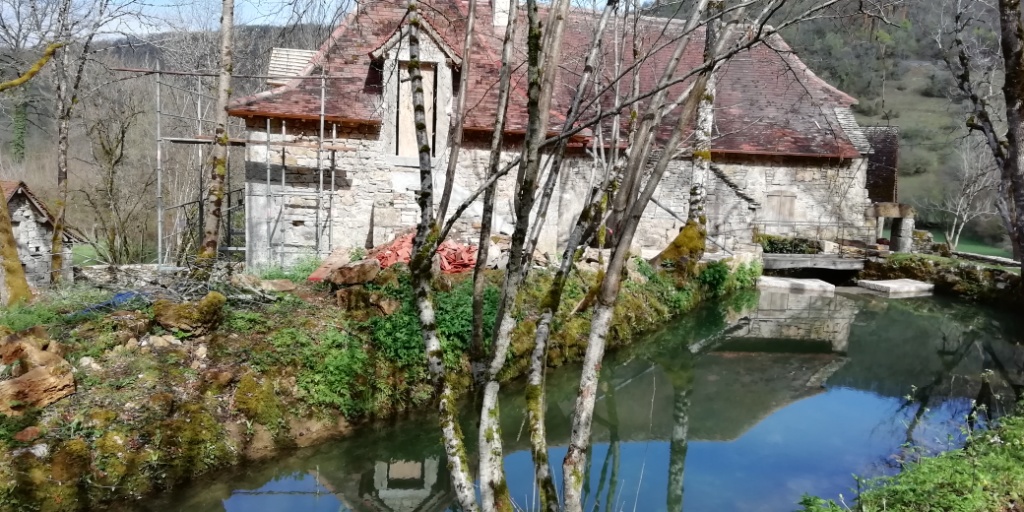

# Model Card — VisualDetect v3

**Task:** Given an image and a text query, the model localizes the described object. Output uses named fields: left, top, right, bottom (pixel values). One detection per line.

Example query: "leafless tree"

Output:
left=921, top=138, right=998, bottom=250
left=77, top=76, right=154, bottom=264
left=402, top=1, right=900, bottom=511
left=939, top=0, right=1024, bottom=265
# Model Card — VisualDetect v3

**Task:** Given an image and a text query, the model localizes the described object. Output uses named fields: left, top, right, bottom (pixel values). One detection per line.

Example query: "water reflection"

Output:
left=146, top=291, right=1024, bottom=512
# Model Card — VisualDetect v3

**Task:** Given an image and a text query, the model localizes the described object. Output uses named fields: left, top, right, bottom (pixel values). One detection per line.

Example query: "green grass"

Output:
left=72, top=244, right=100, bottom=266
left=257, top=256, right=323, bottom=283
left=929, top=231, right=1013, bottom=259
left=799, top=411, right=1024, bottom=512
left=0, top=286, right=115, bottom=332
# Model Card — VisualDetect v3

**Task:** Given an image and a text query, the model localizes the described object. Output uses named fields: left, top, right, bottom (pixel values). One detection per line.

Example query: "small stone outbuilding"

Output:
left=1, top=181, right=75, bottom=288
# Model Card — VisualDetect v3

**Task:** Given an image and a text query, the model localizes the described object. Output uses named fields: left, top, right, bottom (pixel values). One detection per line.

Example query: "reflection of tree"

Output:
left=587, top=376, right=620, bottom=512
left=666, top=356, right=695, bottom=512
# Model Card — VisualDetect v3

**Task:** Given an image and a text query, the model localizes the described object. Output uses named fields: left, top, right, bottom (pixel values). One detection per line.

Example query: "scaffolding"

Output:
left=117, top=63, right=350, bottom=268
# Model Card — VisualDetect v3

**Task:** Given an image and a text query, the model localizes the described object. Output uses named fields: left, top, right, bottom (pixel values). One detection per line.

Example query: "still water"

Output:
left=145, top=288, right=1024, bottom=512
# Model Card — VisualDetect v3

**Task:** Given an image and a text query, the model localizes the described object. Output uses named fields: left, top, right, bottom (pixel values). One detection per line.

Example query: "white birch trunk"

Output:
left=407, top=3, right=480, bottom=510
left=198, top=0, right=234, bottom=262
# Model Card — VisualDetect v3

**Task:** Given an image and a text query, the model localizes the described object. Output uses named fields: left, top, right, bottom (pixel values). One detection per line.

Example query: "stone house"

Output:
left=228, top=0, right=880, bottom=268
left=1, top=181, right=75, bottom=287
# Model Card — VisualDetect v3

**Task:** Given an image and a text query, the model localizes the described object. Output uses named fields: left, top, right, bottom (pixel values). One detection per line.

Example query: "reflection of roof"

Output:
left=689, top=352, right=831, bottom=441
left=313, top=459, right=453, bottom=512
left=229, top=0, right=863, bottom=158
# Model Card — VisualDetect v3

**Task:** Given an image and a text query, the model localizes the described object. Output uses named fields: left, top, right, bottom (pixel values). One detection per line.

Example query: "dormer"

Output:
left=370, top=17, right=461, bottom=161
left=266, top=48, right=318, bottom=88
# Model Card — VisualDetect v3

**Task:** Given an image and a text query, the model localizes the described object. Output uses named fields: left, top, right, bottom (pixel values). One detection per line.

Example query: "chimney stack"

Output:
left=492, top=0, right=509, bottom=27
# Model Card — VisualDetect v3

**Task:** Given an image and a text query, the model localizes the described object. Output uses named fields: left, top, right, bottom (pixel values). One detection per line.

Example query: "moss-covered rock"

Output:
left=153, top=404, right=234, bottom=484
left=652, top=220, right=707, bottom=277
left=153, top=292, right=226, bottom=336
left=861, top=255, right=1023, bottom=308
left=233, top=373, right=283, bottom=430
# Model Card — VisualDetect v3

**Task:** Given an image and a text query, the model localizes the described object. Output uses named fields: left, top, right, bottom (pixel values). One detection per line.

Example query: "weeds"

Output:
left=0, top=285, right=114, bottom=332
left=257, top=256, right=322, bottom=284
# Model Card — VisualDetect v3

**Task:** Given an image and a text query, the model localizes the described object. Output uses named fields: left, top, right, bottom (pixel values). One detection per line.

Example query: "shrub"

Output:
left=696, top=261, right=730, bottom=297
left=756, top=234, right=822, bottom=254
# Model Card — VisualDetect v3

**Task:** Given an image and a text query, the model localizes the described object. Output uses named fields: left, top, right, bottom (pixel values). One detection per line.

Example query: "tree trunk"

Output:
left=562, top=3, right=733, bottom=505
left=198, top=0, right=234, bottom=262
left=406, top=3, right=480, bottom=510
left=0, top=190, right=31, bottom=306
left=997, top=0, right=1024, bottom=272
left=477, top=0, right=573, bottom=505
left=49, top=107, right=70, bottom=285
left=471, top=0, right=518, bottom=361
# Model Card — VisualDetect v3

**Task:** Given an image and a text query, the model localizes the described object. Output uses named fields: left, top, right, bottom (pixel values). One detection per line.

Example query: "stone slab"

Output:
left=757, top=276, right=836, bottom=295
left=857, top=278, right=934, bottom=298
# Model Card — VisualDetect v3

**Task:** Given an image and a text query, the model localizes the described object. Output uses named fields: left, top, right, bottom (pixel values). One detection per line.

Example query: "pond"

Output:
left=140, top=287, right=1024, bottom=512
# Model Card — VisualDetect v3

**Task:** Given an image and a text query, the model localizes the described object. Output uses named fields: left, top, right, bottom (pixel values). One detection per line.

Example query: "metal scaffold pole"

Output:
left=265, top=118, right=272, bottom=268
left=156, top=63, right=164, bottom=265
left=316, top=67, right=326, bottom=256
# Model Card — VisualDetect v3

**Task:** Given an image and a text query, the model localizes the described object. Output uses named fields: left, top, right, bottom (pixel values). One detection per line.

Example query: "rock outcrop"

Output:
left=0, top=328, right=75, bottom=416
left=328, top=259, right=381, bottom=286
left=153, top=291, right=227, bottom=335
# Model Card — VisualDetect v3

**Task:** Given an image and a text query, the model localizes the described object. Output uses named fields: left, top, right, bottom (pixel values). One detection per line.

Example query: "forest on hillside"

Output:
left=0, top=0, right=1011, bottom=263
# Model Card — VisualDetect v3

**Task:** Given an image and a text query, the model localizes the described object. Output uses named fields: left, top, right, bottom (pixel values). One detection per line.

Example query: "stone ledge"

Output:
left=757, top=276, right=835, bottom=295
left=857, top=278, right=934, bottom=298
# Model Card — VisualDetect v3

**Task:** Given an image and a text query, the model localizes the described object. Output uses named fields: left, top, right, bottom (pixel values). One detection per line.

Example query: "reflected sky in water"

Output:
left=146, top=290, right=1021, bottom=512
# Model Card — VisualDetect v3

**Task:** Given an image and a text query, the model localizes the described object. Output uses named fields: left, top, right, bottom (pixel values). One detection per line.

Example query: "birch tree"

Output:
left=404, top=1, right=891, bottom=511
left=196, top=0, right=233, bottom=263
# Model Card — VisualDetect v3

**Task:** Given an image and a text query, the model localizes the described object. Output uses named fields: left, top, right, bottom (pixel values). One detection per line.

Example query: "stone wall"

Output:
left=714, top=155, right=875, bottom=244
left=241, top=119, right=877, bottom=269
left=8, top=194, right=73, bottom=288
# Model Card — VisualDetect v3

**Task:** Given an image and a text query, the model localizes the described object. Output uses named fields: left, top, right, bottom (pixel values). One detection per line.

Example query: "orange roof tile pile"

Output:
left=372, top=232, right=477, bottom=274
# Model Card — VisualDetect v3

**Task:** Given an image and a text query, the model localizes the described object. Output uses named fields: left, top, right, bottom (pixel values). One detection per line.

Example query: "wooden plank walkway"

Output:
left=762, top=254, right=865, bottom=271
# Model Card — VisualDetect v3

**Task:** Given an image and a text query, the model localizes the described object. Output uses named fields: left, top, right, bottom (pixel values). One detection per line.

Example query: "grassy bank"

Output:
left=799, top=410, right=1024, bottom=512
left=0, top=258, right=760, bottom=512
left=861, top=254, right=1022, bottom=309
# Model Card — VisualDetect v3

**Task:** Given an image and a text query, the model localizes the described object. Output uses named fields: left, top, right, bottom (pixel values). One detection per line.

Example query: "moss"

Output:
left=655, top=220, right=706, bottom=277
left=51, top=439, right=90, bottom=483
left=152, top=292, right=226, bottom=335
left=92, top=430, right=132, bottom=490
left=153, top=403, right=234, bottom=485
left=233, top=373, right=284, bottom=431
left=0, top=186, right=30, bottom=305
left=146, top=393, right=175, bottom=419
left=86, top=409, right=117, bottom=429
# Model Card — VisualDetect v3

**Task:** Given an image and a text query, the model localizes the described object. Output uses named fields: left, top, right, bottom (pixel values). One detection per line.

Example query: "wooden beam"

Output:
left=762, top=255, right=865, bottom=271
left=164, top=135, right=355, bottom=152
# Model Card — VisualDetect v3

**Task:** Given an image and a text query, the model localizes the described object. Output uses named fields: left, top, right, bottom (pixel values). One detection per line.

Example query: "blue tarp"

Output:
left=74, top=291, right=151, bottom=316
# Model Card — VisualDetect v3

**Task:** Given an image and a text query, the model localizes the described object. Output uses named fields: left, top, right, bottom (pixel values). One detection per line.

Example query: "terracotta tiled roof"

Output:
left=228, top=0, right=862, bottom=158
left=1, top=180, right=20, bottom=203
